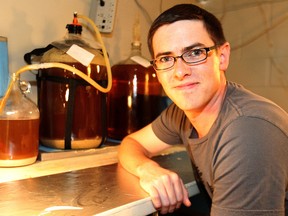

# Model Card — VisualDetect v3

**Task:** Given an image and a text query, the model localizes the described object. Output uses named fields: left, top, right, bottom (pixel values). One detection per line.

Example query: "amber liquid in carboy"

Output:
left=38, top=63, right=107, bottom=148
left=107, top=64, right=167, bottom=140
left=0, top=118, right=39, bottom=160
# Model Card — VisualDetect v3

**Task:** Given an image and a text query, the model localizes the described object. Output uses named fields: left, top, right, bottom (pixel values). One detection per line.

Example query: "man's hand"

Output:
left=118, top=131, right=191, bottom=214
left=137, top=162, right=191, bottom=214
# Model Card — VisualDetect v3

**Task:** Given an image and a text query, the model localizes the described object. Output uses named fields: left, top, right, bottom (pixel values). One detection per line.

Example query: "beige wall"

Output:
left=1, top=0, right=287, bottom=111
left=215, top=0, right=288, bottom=112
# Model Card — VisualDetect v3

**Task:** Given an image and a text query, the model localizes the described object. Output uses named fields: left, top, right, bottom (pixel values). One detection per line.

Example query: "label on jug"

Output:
left=130, top=55, right=151, bottom=68
left=66, top=44, right=95, bottom=67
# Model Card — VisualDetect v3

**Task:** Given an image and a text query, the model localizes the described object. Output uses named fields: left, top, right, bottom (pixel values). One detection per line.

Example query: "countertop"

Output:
left=0, top=145, right=199, bottom=216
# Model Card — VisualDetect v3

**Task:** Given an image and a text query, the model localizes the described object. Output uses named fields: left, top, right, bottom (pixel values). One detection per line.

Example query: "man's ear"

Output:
left=219, top=42, right=230, bottom=71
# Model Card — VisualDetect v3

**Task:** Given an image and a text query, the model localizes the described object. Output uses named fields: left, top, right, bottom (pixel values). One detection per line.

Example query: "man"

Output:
left=118, top=4, right=288, bottom=216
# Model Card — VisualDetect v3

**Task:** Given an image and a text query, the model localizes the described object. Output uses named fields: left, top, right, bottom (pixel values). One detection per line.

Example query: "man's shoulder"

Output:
left=219, top=82, right=288, bottom=135
left=224, top=82, right=288, bottom=120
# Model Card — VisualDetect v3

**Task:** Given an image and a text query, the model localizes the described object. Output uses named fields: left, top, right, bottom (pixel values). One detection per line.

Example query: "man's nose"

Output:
left=173, top=57, right=192, bottom=80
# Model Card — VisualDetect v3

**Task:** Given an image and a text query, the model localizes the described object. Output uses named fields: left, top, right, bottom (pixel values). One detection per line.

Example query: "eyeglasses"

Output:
left=150, top=45, right=217, bottom=71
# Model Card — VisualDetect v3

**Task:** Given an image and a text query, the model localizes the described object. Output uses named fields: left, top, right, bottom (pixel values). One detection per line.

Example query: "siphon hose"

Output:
left=78, top=14, right=112, bottom=92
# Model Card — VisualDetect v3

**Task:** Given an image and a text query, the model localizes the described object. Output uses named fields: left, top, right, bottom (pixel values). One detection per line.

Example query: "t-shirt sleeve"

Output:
left=151, top=103, right=186, bottom=145
left=211, top=116, right=288, bottom=216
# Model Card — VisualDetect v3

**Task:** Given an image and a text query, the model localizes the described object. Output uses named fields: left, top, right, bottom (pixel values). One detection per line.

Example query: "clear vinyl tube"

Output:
left=78, top=13, right=112, bottom=92
left=0, top=14, right=112, bottom=113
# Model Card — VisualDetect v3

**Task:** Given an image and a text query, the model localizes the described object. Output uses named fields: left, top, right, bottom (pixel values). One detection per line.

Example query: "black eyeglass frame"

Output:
left=150, top=45, right=218, bottom=71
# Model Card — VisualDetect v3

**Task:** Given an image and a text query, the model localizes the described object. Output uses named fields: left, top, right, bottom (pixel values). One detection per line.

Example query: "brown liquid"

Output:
left=107, top=64, right=167, bottom=140
left=0, top=118, right=39, bottom=160
left=38, top=63, right=107, bottom=148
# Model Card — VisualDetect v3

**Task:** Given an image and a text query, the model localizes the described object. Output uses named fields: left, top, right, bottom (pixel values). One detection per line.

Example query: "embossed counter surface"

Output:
left=0, top=151, right=199, bottom=216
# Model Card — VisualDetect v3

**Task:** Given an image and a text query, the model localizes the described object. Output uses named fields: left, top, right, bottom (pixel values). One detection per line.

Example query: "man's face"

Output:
left=152, top=20, right=229, bottom=114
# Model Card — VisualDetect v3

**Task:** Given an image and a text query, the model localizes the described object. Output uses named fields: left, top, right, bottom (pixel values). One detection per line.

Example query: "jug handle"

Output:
left=19, top=80, right=31, bottom=94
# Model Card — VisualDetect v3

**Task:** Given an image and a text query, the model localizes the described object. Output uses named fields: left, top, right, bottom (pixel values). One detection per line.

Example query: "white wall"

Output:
left=0, top=0, right=89, bottom=73
left=213, top=0, right=288, bottom=112
left=0, top=0, right=287, bottom=111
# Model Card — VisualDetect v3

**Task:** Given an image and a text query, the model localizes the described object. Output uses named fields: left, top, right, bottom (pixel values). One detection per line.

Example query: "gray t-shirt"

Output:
left=152, top=81, right=288, bottom=216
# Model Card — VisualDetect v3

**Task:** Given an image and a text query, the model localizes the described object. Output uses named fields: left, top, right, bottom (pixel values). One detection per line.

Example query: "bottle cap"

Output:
left=66, top=12, right=82, bottom=34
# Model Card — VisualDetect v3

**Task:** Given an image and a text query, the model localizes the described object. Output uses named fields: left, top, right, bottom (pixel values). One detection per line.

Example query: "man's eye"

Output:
left=159, top=56, right=174, bottom=63
left=186, top=49, right=204, bottom=57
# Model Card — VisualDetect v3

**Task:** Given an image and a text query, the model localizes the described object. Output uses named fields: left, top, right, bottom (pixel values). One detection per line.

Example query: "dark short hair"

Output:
left=147, top=4, right=226, bottom=57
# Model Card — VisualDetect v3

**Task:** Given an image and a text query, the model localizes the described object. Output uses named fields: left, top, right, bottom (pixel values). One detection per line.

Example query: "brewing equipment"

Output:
left=24, top=13, right=112, bottom=149
left=107, top=18, right=167, bottom=141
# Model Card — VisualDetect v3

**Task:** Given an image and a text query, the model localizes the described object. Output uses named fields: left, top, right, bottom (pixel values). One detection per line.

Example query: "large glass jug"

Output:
left=25, top=13, right=111, bottom=150
left=107, top=42, right=167, bottom=141
left=0, top=74, right=39, bottom=167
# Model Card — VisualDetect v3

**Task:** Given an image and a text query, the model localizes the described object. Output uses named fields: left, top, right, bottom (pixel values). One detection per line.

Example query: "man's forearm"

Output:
left=118, top=136, right=159, bottom=177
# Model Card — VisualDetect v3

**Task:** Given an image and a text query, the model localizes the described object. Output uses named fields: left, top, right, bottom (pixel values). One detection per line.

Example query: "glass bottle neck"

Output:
left=130, top=42, right=142, bottom=57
